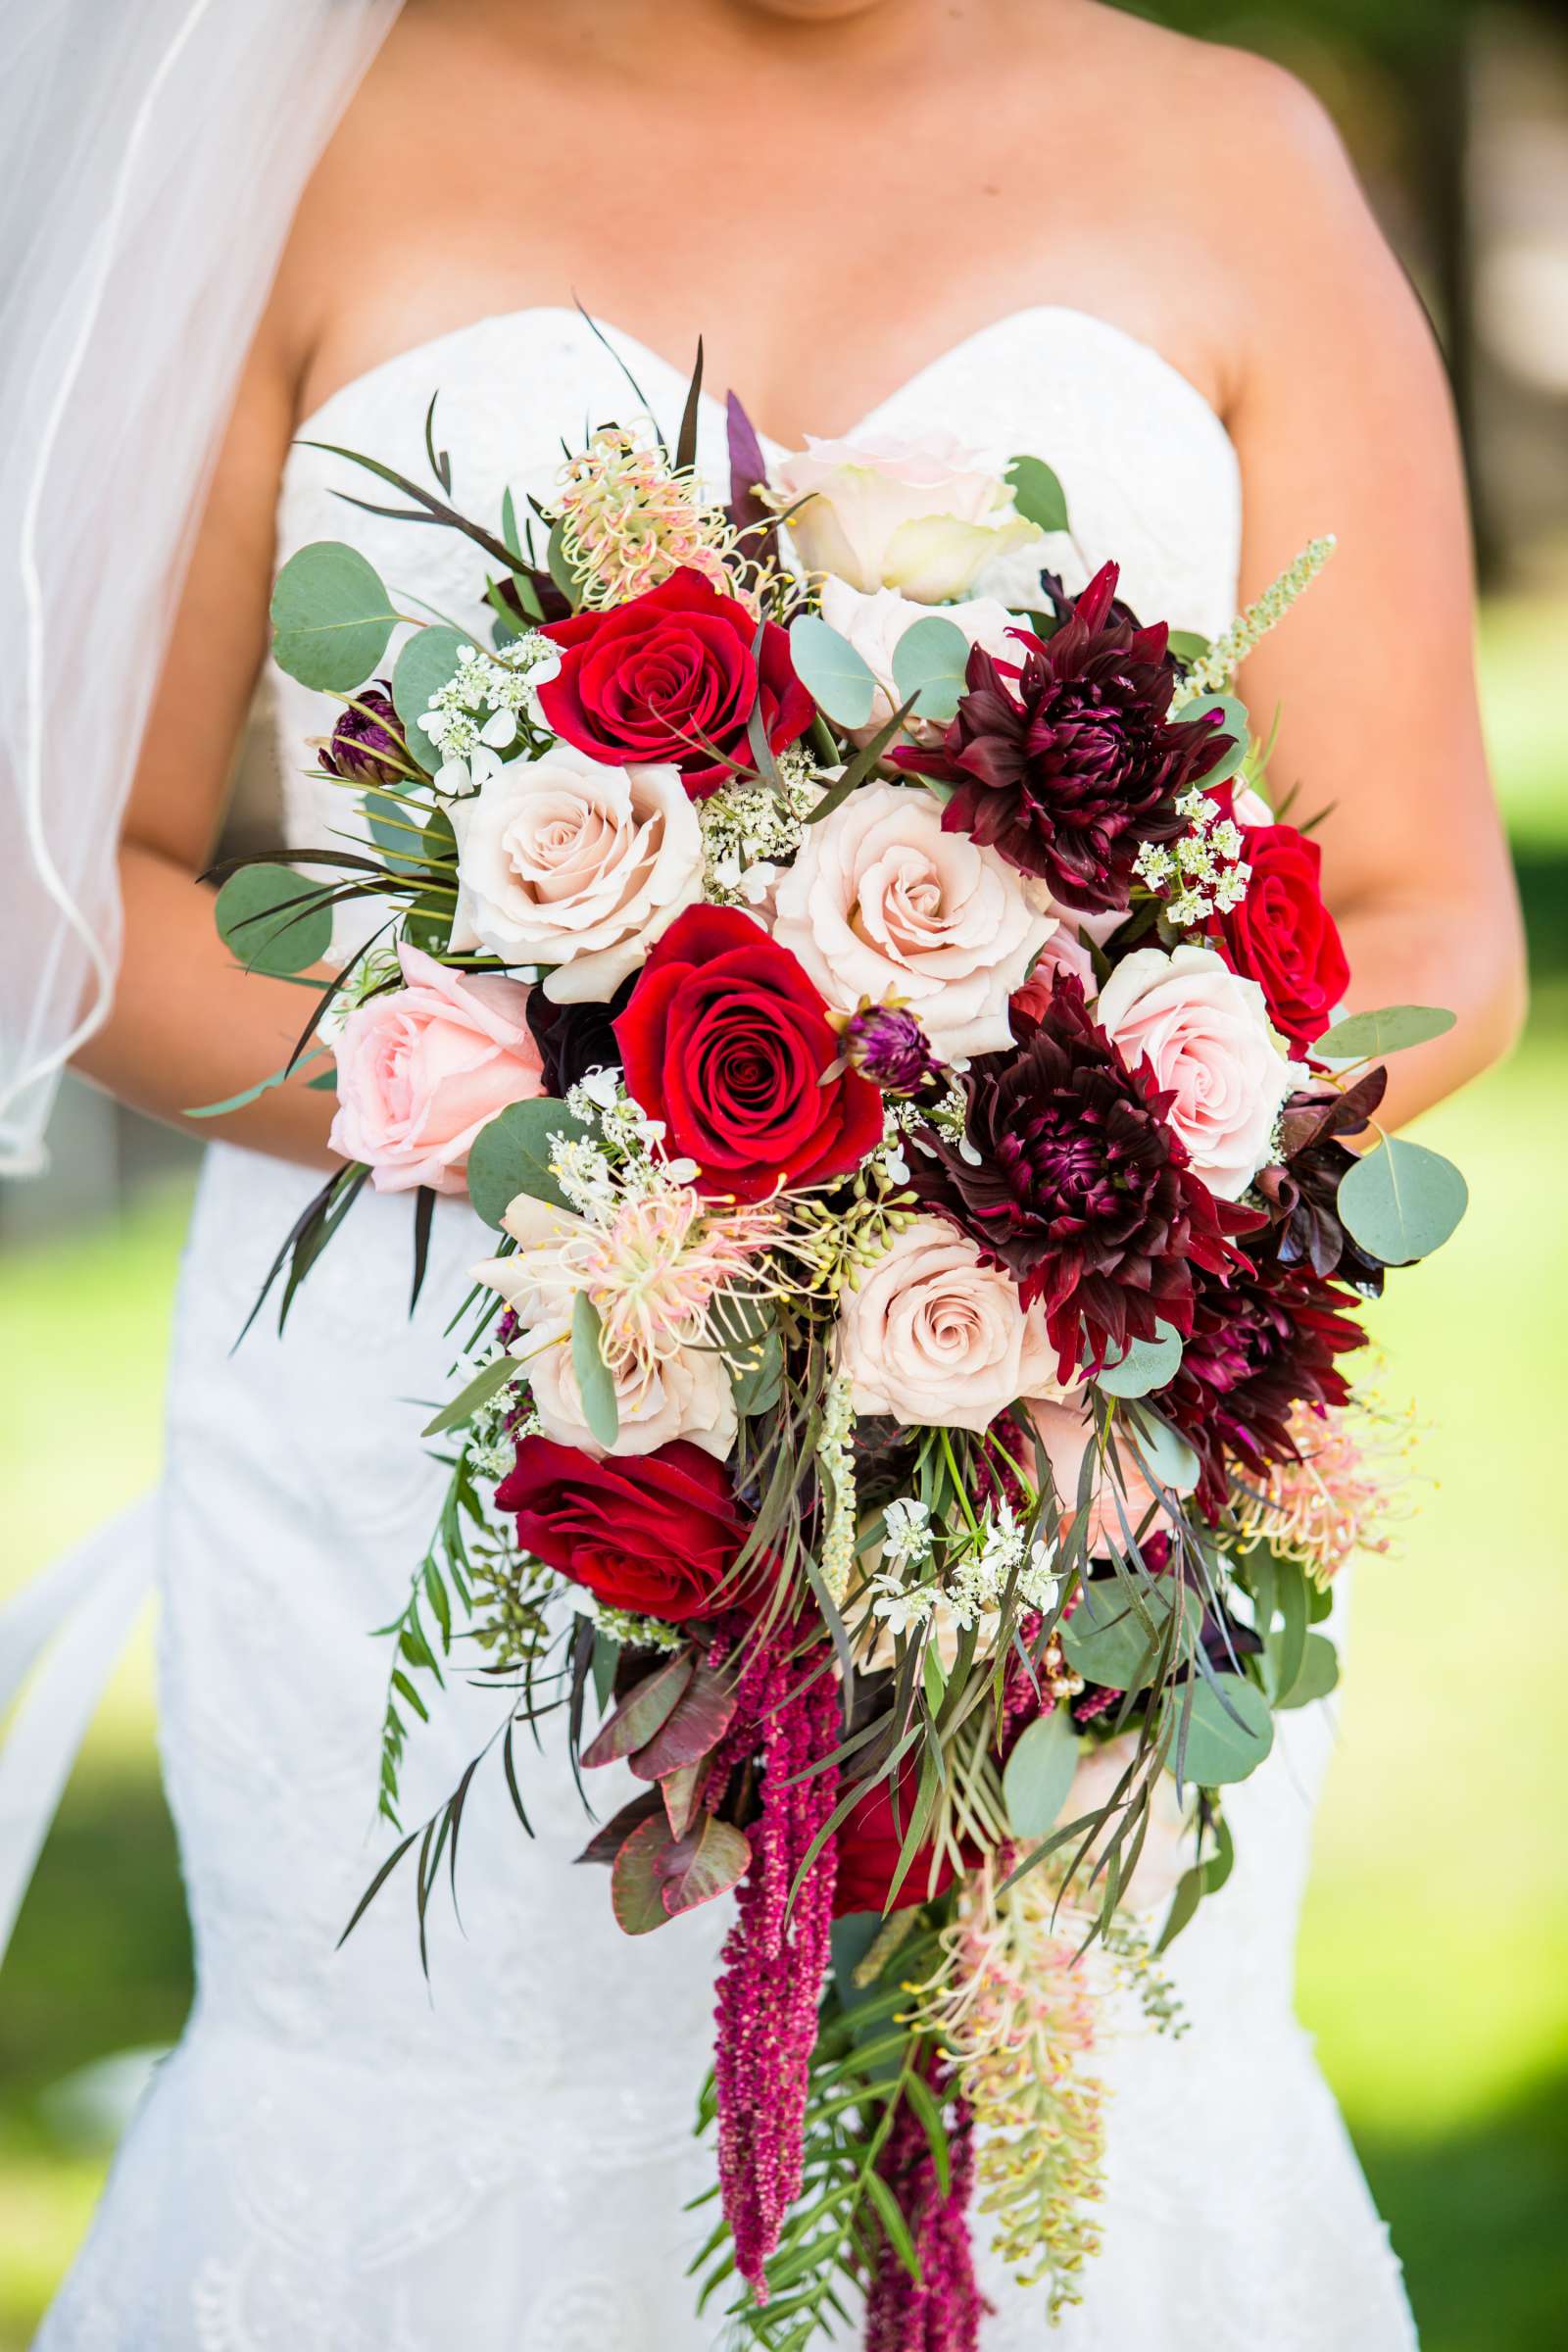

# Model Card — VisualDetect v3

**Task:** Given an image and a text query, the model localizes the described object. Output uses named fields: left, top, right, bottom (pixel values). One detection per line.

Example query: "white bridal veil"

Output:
left=0, top=0, right=404, bottom=1175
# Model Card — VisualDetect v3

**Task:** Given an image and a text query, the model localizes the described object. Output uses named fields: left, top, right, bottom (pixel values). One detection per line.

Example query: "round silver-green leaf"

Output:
left=393, top=625, right=468, bottom=771
left=1337, top=1135, right=1468, bottom=1265
left=1179, top=692, right=1250, bottom=786
left=890, top=614, right=971, bottom=723
left=1097, top=1321, right=1183, bottom=1399
left=466, top=1100, right=593, bottom=1228
left=1002, top=1703, right=1081, bottom=1838
left=788, top=613, right=878, bottom=730
left=1171, top=1674, right=1274, bottom=1786
left=215, top=863, right=333, bottom=976
left=1315, top=1004, right=1456, bottom=1061
left=270, top=541, right=398, bottom=691
left=1061, top=1581, right=1200, bottom=1693
left=1004, top=455, right=1070, bottom=536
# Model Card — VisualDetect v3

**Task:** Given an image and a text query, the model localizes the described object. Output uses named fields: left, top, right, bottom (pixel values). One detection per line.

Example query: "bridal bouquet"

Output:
left=209, top=341, right=1467, bottom=2344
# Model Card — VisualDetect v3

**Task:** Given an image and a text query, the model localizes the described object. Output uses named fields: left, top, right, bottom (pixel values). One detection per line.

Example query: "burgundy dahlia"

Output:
left=1162, top=1246, right=1367, bottom=1520
left=913, top=974, right=1253, bottom=1383
left=524, top=975, right=633, bottom=1099
left=320, top=682, right=409, bottom=787
left=898, top=562, right=1233, bottom=913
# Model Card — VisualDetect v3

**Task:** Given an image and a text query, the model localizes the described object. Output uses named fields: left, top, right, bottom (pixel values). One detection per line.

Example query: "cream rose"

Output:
left=328, top=944, right=543, bottom=1196
left=771, top=780, right=1055, bottom=1059
left=817, top=577, right=1021, bottom=747
left=517, top=1325, right=737, bottom=1462
left=448, top=740, right=702, bottom=1003
left=1096, top=944, right=1294, bottom=1200
left=774, top=431, right=1042, bottom=603
left=838, top=1216, right=1054, bottom=1433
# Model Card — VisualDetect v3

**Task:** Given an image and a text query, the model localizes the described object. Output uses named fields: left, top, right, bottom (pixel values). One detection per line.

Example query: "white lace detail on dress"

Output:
left=36, top=307, right=1415, bottom=2352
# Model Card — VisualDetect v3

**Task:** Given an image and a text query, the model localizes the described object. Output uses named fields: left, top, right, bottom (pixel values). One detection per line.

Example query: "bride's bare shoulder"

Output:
left=1004, top=4, right=1410, bottom=402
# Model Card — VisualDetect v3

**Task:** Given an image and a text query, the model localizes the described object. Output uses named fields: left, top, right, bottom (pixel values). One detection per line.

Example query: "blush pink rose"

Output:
left=1026, top=1394, right=1180, bottom=1554
left=1095, top=943, right=1294, bottom=1201
left=329, top=943, right=543, bottom=1196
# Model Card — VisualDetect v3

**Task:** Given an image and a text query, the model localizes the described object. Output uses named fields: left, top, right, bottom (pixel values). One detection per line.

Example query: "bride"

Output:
left=2, top=1, right=1524, bottom=2345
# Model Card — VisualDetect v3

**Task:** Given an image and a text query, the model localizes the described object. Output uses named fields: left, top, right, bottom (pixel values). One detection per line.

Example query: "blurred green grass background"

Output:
left=0, top=594, right=1563, bottom=2347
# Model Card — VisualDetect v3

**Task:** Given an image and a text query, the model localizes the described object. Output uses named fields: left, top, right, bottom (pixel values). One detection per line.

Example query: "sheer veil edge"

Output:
left=0, top=0, right=403, bottom=1174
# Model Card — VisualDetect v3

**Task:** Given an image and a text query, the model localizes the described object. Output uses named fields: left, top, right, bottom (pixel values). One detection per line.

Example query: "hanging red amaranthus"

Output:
left=864, top=2066, right=983, bottom=2352
left=712, top=1632, right=841, bottom=2297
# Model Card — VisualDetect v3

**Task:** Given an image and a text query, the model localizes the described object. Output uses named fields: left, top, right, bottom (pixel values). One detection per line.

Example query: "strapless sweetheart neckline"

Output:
left=294, top=299, right=1239, bottom=464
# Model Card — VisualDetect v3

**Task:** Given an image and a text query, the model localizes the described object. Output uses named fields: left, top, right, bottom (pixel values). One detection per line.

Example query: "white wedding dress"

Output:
left=34, top=308, right=1417, bottom=2351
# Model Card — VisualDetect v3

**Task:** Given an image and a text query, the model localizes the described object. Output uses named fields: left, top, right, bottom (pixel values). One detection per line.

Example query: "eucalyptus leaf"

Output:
left=1271, top=1630, right=1340, bottom=1710
left=1167, top=629, right=1211, bottom=663
left=1179, top=691, right=1250, bottom=786
left=1337, top=1135, right=1468, bottom=1264
left=393, top=624, right=467, bottom=771
left=466, top=1100, right=593, bottom=1228
left=1004, top=454, right=1070, bottom=536
left=1002, top=1704, right=1081, bottom=1838
left=1061, top=1581, right=1200, bottom=1693
left=571, top=1292, right=620, bottom=1449
left=789, top=613, right=878, bottom=730
left=1126, top=1413, right=1200, bottom=1497
left=889, top=614, right=971, bottom=723
left=1315, top=1004, right=1457, bottom=1060
left=270, top=541, right=398, bottom=691
left=1170, top=1673, right=1273, bottom=1787
left=215, top=863, right=333, bottom=976
left=419, top=1351, right=518, bottom=1439
left=1097, top=1320, right=1183, bottom=1399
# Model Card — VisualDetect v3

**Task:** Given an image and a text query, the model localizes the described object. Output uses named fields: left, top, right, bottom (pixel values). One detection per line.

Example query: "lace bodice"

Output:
left=38, top=307, right=1415, bottom=2352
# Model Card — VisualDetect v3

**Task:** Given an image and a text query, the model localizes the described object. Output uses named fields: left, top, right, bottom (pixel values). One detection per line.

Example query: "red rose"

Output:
left=833, top=1768, right=959, bottom=1919
left=613, top=905, right=884, bottom=1202
left=497, top=1437, right=751, bottom=1622
left=1219, top=824, right=1348, bottom=1050
left=537, top=567, right=813, bottom=799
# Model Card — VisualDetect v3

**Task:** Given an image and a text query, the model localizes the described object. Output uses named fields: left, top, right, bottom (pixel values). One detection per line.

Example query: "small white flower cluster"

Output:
left=555, top=1070, right=701, bottom=1220
left=567, top=1584, right=684, bottom=1653
left=699, top=749, right=826, bottom=907
left=867, top=1500, right=1058, bottom=1639
left=885, top=1075, right=975, bottom=1185
left=467, top=1362, right=540, bottom=1480
left=422, top=637, right=560, bottom=796
left=1134, top=788, right=1250, bottom=931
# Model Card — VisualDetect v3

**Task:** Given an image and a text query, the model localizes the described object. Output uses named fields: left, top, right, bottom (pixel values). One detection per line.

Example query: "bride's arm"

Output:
left=72, top=318, right=338, bottom=1166
left=1221, top=63, right=1526, bottom=1129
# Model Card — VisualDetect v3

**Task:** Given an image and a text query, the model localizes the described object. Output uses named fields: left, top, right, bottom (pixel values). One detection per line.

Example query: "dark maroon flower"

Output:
left=524, top=976, right=633, bottom=1099
left=1162, top=1247, right=1367, bottom=1520
left=841, top=1004, right=941, bottom=1096
left=912, top=973, right=1254, bottom=1383
left=897, top=563, right=1234, bottom=913
left=1253, top=1070, right=1388, bottom=1297
left=320, top=682, right=410, bottom=787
